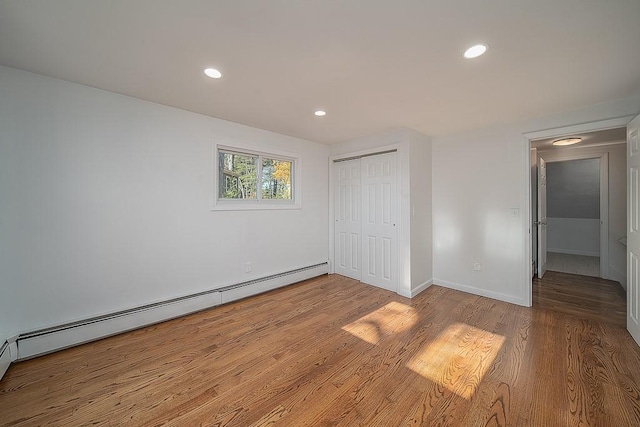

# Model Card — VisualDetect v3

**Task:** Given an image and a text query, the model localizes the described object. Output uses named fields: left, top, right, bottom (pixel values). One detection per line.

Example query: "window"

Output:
left=214, top=145, right=299, bottom=210
left=219, top=151, right=258, bottom=199
left=261, top=158, right=292, bottom=200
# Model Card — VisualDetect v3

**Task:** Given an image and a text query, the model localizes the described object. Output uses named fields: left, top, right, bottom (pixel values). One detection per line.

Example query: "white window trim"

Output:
left=212, top=142, right=302, bottom=211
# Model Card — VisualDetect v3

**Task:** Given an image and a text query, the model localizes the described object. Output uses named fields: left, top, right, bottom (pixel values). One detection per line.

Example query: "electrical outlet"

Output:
left=473, top=262, right=482, bottom=271
left=244, top=262, right=252, bottom=273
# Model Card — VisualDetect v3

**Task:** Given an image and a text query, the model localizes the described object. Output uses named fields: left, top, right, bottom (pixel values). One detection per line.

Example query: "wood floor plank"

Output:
left=1, top=273, right=640, bottom=426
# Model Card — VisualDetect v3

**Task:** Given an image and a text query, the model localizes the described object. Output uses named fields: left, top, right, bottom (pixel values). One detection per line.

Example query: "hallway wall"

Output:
left=539, top=143, right=627, bottom=288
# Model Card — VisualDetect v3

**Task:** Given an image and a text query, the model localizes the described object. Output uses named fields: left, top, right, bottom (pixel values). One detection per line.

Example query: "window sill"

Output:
left=211, top=200, right=301, bottom=211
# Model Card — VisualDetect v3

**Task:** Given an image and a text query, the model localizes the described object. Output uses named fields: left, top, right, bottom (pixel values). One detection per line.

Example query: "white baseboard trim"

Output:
left=219, top=263, right=328, bottom=304
left=17, top=291, right=223, bottom=361
left=411, top=279, right=433, bottom=297
left=15, top=262, right=329, bottom=361
left=433, top=278, right=526, bottom=306
left=547, top=248, right=600, bottom=257
left=609, top=266, right=627, bottom=292
left=398, top=279, right=433, bottom=298
left=0, top=341, right=11, bottom=382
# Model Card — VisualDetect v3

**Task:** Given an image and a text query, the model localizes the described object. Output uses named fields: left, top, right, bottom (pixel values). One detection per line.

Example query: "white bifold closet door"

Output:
left=334, top=152, right=398, bottom=292
left=361, top=153, right=398, bottom=291
left=334, top=159, right=362, bottom=280
left=627, top=113, right=640, bottom=346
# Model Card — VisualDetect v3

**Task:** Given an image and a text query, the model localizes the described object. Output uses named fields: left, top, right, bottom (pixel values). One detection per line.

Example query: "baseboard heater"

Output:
left=12, top=262, right=329, bottom=363
left=0, top=341, right=10, bottom=381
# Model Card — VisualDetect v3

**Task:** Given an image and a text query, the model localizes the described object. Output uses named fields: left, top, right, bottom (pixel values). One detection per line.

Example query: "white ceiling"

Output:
left=1, top=0, right=639, bottom=145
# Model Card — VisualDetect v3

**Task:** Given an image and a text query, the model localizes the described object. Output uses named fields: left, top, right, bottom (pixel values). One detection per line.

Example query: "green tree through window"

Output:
left=218, top=149, right=293, bottom=202
left=219, top=152, right=257, bottom=199
left=262, top=158, right=291, bottom=199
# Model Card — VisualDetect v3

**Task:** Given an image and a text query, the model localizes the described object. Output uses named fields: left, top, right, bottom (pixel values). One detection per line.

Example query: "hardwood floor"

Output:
left=1, top=273, right=640, bottom=426
left=534, top=270, right=627, bottom=327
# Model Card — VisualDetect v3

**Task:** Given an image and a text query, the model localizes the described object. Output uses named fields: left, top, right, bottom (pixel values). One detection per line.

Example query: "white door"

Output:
left=334, top=159, right=361, bottom=280
left=627, top=114, right=640, bottom=345
left=531, top=148, right=538, bottom=277
left=361, top=153, right=398, bottom=291
left=537, top=157, right=548, bottom=278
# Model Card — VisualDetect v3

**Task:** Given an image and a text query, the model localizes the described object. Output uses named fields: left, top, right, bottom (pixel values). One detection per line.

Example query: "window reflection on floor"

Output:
left=406, top=323, right=505, bottom=400
left=341, top=301, right=417, bottom=345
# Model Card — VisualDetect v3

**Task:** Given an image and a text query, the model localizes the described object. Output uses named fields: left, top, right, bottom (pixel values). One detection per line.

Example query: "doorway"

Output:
left=524, top=114, right=640, bottom=347
left=524, top=120, right=629, bottom=303
left=532, top=149, right=610, bottom=279
left=544, top=157, right=603, bottom=277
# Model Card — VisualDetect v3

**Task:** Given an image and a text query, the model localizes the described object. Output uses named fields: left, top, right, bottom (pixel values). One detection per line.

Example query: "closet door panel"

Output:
left=361, top=153, right=398, bottom=291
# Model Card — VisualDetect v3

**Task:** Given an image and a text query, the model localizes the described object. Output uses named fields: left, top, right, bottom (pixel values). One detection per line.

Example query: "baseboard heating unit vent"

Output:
left=0, top=341, right=11, bottom=381
left=217, top=262, right=328, bottom=303
left=14, top=262, right=328, bottom=362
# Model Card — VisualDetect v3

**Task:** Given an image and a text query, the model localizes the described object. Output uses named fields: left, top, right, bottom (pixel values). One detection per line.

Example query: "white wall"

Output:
left=0, top=66, right=329, bottom=340
left=546, top=158, right=600, bottom=219
left=432, top=125, right=526, bottom=304
left=540, top=143, right=627, bottom=287
left=409, top=131, right=433, bottom=291
left=329, top=127, right=432, bottom=297
left=432, top=96, right=640, bottom=305
left=547, top=218, right=600, bottom=256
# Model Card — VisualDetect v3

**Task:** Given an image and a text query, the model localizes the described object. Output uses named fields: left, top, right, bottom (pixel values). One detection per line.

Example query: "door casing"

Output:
left=523, top=116, right=635, bottom=307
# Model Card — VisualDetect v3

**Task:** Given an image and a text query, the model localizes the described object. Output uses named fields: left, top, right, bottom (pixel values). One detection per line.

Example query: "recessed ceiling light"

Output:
left=204, top=68, right=222, bottom=79
left=463, top=44, right=488, bottom=59
left=552, top=137, right=582, bottom=146
left=314, top=110, right=327, bottom=117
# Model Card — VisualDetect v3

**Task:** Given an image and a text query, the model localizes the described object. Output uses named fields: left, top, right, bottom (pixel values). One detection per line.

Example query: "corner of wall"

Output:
left=398, top=278, right=433, bottom=299
left=0, top=337, right=14, bottom=382
left=408, top=129, right=433, bottom=290
left=609, top=266, right=627, bottom=292
left=434, top=278, right=527, bottom=307
left=7, top=335, right=18, bottom=361
left=412, top=279, right=433, bottom=298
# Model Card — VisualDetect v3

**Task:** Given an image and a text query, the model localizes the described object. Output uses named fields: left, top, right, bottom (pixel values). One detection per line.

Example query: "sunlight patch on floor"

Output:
left=406, top=322, right=505, bottom=399
left=341, top=301, right=417, bottom=345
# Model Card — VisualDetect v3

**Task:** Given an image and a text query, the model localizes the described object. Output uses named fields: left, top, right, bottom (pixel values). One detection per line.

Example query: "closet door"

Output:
left=627, top=113, right=640, bottom=345
left=361, top=152, right=398, bottom=291
left=334, top=159, right=361, bottom=280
